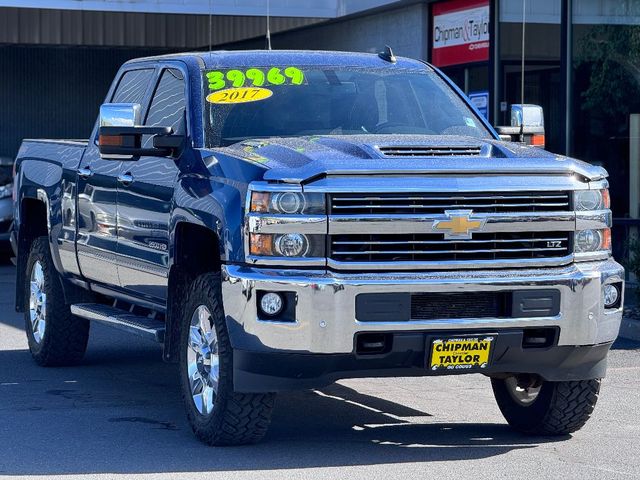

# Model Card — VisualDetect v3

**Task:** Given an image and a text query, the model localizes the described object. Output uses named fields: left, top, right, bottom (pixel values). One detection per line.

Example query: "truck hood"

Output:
left=216, top=135, right=607, bottom=184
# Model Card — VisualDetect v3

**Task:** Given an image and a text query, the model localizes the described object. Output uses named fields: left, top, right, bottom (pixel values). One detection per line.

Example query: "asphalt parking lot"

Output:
left=0, top=262, right=639, bottom=480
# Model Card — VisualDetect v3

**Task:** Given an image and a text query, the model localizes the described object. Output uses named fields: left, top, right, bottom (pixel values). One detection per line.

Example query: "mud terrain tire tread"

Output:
left=491, top=377, right=601, bottom=435
left=179, top=272, right=275, bottom=446
left=25, top=236, right=90, bottom=366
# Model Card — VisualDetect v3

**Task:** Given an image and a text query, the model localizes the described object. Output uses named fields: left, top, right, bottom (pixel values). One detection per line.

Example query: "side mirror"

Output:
left=99, top=103, right=141, bottom=128
left=511, top=104, right=544, bottom=129
left=98, top=103, right=184, bottom=160
left=496, top=104, right=546, bottom=148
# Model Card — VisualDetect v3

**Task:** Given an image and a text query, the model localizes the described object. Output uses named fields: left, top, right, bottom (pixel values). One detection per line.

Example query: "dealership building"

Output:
left=1, top=0, right=638, bottom=255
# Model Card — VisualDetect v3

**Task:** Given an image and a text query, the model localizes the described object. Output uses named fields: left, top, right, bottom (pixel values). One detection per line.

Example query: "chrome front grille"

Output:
left=330, top=191, right=571, bottom=215
left=330, top=232, right=572, bottom=263
left=327, top=191, right=574, bottom=269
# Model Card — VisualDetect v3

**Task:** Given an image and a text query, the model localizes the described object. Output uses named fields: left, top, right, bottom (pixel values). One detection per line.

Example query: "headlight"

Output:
left=574, top=228, right=611, bottom=253
left=275, top=233, right=308, bottom=257
left=273, top=192, right=304, bottom=214
left=249, top=233, right=324, bottom=258
left=574, top=189, right=609, bottom=211
left=247, top=188, right=326, bottom=263
left=250, top=191, right=325, bottom=215
left=575, top=229, right=601, bottom=252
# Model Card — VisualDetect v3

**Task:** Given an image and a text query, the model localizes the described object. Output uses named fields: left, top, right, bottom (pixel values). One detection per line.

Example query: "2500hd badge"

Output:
left=11, top=49, right=624, bottom=446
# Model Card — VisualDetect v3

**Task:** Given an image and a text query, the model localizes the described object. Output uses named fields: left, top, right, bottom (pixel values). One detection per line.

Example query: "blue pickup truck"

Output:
left=12, top=50, right=624, bottom=445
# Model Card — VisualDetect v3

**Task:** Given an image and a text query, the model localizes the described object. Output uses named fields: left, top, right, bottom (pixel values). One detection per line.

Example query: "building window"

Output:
left=572, top=0, right=640, bottom=217
left=498, top=0, right=562, bottom=152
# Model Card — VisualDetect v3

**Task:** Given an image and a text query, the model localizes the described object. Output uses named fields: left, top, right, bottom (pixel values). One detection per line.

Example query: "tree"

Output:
left=576, top=24, right=640, bottom=123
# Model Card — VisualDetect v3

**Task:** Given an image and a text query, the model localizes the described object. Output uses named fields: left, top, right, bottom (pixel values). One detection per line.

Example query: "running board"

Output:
left=70, top=303, right=165, bottom=343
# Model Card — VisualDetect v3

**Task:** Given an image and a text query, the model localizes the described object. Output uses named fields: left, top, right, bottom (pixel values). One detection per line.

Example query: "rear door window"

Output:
left=143, top=68, right=187, bottom=147
left=145, top=68, right=186, bottom=130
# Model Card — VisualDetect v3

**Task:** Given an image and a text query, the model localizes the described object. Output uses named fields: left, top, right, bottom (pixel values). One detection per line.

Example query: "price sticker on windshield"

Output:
left=206, top=67, right=305, bottom=91
left=206, top=87, right=273, bottom=105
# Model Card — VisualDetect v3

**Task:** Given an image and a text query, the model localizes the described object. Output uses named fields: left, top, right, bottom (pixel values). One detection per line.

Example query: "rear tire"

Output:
left=491, top=375, right=600, bottom=435
left=24, top=236, right=90, bottom=366
left=179, top=272, right=275, bottom=446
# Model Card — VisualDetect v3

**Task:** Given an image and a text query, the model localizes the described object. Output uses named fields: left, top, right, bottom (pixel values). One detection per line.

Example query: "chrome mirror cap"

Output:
left=99, top=103, right=142, bottom=127
left=510, top=104, right=544, bottom=128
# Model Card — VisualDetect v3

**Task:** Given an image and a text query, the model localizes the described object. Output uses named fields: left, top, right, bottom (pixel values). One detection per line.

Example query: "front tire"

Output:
left=179, top=272, right=275, bottom=446
left=24, top=236, right=90, bottom=366
left=491, top=375, right=601, bottom=435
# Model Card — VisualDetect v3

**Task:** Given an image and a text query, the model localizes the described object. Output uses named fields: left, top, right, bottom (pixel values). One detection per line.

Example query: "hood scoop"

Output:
left=377, top=144, right=492, bottom=158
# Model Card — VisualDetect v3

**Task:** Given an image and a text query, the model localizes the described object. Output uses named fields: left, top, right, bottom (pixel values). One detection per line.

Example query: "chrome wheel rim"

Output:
left=505, top=376, right=542, bottom=406
left=29, top=261, right=47, bottom=344
left=186, top=305, right=219, bottom=416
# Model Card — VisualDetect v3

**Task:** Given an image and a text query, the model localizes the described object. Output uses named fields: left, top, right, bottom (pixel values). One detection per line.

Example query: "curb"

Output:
left=619, top=317, right=640, bottom=342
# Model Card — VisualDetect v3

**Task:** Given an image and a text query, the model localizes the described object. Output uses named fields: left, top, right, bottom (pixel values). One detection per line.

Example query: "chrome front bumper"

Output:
left=221, top=260, right=624, bottom=354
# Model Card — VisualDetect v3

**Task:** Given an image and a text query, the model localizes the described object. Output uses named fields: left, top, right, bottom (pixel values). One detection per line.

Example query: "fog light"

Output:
left=260, top=292, right=284, bottom=317
left=603, top=284, right=620, bottom=308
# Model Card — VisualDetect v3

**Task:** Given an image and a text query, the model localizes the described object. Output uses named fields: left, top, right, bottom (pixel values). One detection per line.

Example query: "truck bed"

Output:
left=21, top=138, right=88, bottom=147
left=15, top=139, right=87, bottom=198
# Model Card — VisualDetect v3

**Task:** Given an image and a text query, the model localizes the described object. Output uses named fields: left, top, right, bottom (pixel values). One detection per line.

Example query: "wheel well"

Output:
left=21, top=198, right=48, bottom=238
left=165, top=223, right=221, bottom=362
left=15, top=198, right=48, bottom=312
left=173, top=222, right=221, bottom=276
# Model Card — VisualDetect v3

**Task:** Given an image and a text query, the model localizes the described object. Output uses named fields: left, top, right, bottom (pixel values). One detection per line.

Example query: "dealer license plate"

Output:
left=429, top=336, right=494, bottom=371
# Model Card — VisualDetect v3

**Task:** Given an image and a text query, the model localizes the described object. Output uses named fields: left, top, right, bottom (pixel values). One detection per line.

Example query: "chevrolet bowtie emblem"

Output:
left=432, top=210, right=486, bottom=239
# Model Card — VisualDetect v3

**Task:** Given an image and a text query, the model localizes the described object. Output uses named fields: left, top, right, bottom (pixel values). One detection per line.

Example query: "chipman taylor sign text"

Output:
left=432, top=0, right=490, bottom=67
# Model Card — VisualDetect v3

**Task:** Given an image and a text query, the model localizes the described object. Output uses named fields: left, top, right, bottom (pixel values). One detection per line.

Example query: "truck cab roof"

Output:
left=125, top=49, right=431, bottom=71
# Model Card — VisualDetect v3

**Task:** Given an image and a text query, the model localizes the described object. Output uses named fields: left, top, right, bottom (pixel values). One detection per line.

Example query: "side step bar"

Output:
left=70, top=303, right=165, bottom=343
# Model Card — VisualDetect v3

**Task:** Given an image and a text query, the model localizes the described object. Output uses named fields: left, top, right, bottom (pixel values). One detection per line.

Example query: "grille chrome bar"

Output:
left=333, top=237, right=568, bottom=246
left=330, top=232, right=572, bottom=263
left=329, top=212, right=575, bottom=235
left=332, top=202, right=570, bottom=210
left=333, top=195, right=569, bottom=201
left=333, top=247, right=567, bottom=255
left=330, top=191, right=572, bottom=215
left=327, top=256, right=574, bottom=271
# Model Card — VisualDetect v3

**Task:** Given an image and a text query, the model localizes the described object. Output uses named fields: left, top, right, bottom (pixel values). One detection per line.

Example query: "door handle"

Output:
left=77, top=167, right=93, bottom=179
left=117, top=172, right=134, bottom=186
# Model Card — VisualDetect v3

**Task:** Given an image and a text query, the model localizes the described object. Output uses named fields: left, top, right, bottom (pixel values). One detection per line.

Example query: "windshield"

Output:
left=204, top=66, right=492, bottom=147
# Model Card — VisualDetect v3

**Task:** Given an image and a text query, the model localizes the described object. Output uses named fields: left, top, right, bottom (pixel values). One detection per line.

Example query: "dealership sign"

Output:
left=432, top=0, right=490, bottom=67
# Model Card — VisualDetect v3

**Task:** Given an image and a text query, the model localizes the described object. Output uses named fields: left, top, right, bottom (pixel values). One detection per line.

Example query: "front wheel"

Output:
left=491, top=375, right=601, bottom=435
left=178, top=272, right=275, bottom=446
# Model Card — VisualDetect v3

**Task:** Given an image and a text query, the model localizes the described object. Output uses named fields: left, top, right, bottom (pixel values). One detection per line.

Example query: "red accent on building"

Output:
left=432, top=0, right=490, bottom=68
